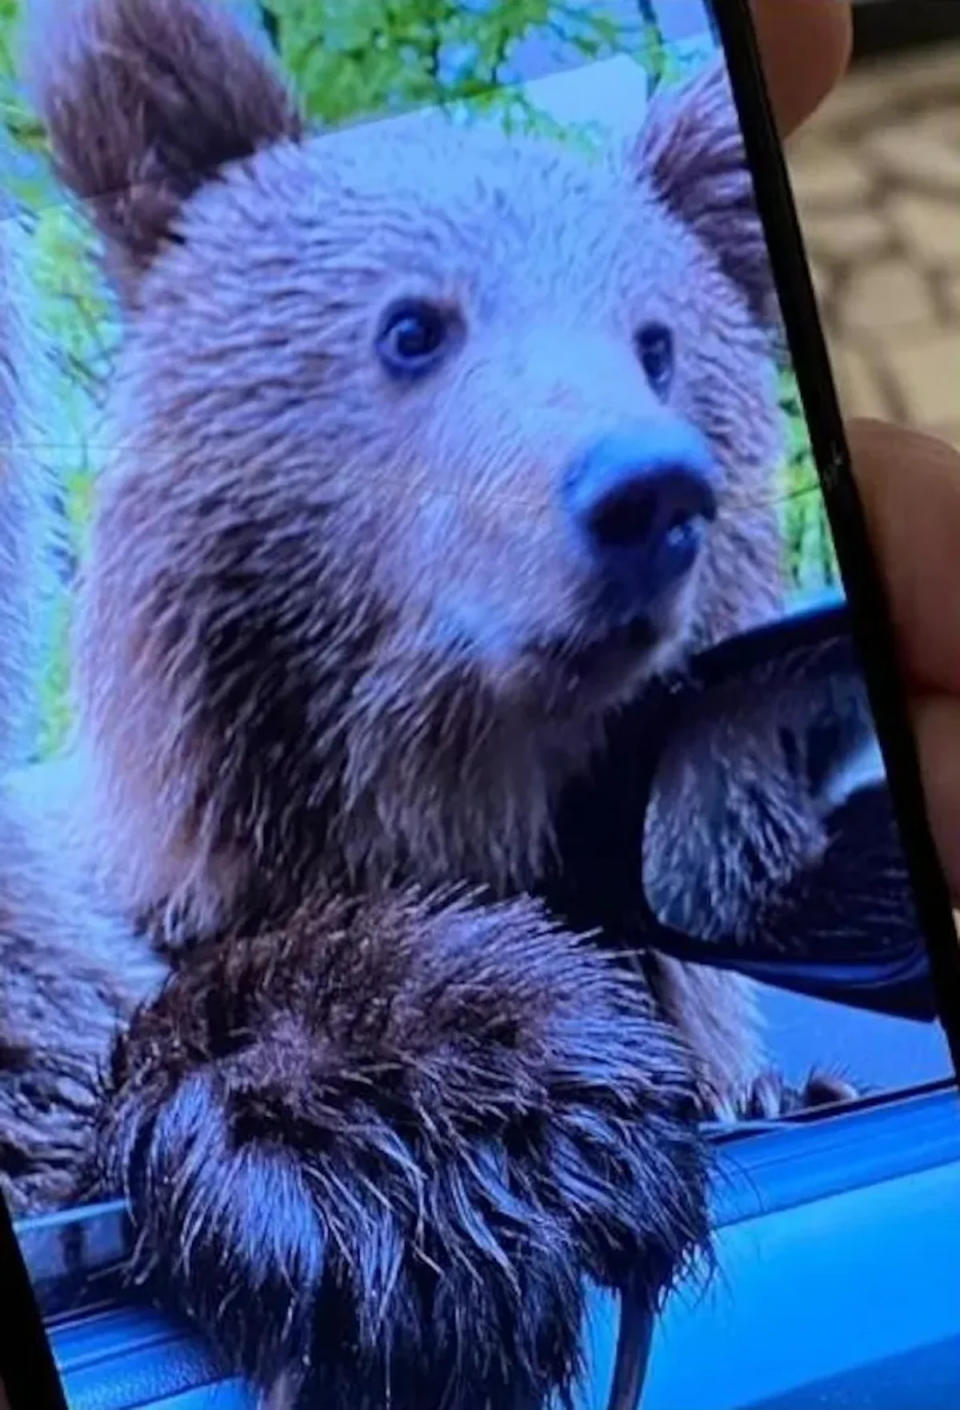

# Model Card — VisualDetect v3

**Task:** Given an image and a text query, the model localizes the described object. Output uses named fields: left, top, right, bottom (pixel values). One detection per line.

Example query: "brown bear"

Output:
left=1, top=0, right=853, bottom=1404
left=36, top=0, right=786, bottom=1089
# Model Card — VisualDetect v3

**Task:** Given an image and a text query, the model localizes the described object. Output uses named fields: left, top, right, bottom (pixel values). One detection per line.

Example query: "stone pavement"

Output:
left=787, top=44, right=960, bottom=448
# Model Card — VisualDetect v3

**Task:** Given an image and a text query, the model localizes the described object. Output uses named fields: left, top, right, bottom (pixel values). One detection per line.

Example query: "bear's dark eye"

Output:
left=376, top=300, right=457, bottom=380
left=636, top=323, right=675, bottom=398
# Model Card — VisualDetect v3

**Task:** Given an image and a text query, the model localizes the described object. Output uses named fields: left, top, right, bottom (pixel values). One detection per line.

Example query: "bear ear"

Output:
left=634, top=60, right=779, bottom=330
left=26, top=0, right=303, bottom=285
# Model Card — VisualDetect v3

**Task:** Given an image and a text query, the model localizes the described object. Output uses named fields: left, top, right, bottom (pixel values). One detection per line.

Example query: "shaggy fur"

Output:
left=646, top=667, right=877, bottom=943
left=28, top=0, right=303, bottom=293
left=0, top=764, right=165, bottom=1215
left=99, top=889, right=707, bottom=1407
left=0, top=0, right=856, bottom=1402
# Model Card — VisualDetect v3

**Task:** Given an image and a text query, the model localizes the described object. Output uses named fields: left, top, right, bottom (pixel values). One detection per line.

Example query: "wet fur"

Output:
left=100, top=889, right=708, bottom=1405
left=0, top=0, right=846, bottom=1402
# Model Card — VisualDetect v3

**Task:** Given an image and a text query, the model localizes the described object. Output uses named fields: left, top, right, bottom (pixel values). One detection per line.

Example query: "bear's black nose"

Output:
left=565, top=424, right=719, bottom=603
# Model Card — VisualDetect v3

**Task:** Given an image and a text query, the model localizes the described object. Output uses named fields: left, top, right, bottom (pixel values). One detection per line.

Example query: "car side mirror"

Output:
left=547, top=594, right=938, bottom=1022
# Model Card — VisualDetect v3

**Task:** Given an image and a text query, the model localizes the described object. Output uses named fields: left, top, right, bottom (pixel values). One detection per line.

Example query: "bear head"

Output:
left=30, top=0, right=786, bottom=935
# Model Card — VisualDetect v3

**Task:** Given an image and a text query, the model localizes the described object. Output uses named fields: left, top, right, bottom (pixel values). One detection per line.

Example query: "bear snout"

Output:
left=564, top=422, right=720, bottom=610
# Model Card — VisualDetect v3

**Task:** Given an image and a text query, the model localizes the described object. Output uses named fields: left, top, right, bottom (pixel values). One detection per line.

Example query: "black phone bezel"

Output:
left=0, top=1195, right=67, bottom=1410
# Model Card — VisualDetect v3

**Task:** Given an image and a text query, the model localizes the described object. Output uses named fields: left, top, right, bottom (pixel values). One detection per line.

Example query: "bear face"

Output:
left=31, top=0, right=785, bottom=937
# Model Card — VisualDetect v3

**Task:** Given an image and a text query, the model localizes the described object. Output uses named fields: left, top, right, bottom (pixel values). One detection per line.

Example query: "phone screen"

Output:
left=1, top=2, right=959, bottom=1409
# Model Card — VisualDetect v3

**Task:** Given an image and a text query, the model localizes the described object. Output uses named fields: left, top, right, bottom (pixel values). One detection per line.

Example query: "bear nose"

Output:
left=565, top=424, right=719, bottom=602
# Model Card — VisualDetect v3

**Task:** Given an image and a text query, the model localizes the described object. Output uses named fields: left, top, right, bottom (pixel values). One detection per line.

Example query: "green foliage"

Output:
left=260, top=0, right=647, bottom=154
left=636, top=14, right=713, bottom=88
left=777, top=365, right=840, bottom=595
left=0, top=0, right=113, bottom=757
left=0, top=0, right=41, bottom=153
left=264, top=0, right=631, bottom=124
left=0, top=0, right=840, bottom=757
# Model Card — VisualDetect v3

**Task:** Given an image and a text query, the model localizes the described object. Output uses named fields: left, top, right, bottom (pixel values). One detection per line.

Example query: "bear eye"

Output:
left=376, top=299, right=457, bottom=380
left=636, top=322, right=675, bottom=398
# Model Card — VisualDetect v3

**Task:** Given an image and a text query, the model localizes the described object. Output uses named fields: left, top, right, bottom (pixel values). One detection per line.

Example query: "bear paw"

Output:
left=704, top=1067, right=858, bottom=1122
left=95, top=889, right=709, bottom=1409
left=741, top=1068, right=859, bottom=1119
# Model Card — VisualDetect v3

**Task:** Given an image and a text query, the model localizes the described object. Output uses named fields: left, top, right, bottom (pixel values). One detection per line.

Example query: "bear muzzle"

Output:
left=564, top=421, right=720, bottom=610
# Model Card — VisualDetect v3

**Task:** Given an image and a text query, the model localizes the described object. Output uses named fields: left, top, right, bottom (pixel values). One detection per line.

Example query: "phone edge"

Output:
left=712, top=0, right=960, bottom=1078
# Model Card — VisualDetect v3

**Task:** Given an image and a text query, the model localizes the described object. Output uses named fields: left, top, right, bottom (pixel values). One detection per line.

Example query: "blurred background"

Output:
left=789, top=0, right=960, bottom=453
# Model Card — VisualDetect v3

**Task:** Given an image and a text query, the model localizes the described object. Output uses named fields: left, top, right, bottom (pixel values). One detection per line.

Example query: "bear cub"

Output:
left=0, top=0, right=855, bottom=1405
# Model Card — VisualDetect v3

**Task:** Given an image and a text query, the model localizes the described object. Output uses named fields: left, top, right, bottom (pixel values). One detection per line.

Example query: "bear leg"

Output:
left=95, top=888, right=709, bottom=1409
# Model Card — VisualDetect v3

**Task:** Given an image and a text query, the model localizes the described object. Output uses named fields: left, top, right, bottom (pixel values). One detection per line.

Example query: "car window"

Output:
left=757, top=982, right=952, bottom=1104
